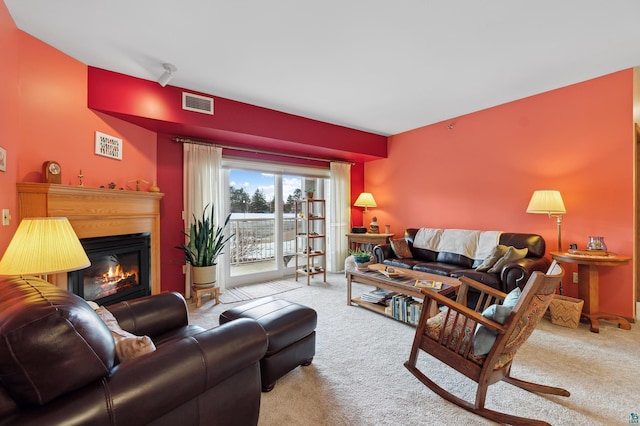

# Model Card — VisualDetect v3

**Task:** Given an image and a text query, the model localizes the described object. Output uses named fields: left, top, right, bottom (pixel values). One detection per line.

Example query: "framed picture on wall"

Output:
left=0, top=146, right=6, bottom=172
left=95, top=131, right=123, bottom=160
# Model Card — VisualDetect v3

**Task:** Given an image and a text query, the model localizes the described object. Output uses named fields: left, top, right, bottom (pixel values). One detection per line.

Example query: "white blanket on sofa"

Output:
left=413, top=228, right=501, bottom=260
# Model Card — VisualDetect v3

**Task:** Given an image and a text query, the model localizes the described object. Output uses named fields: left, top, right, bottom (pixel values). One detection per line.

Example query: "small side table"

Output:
left=191, top=285, right=220, bottom=308
left=550, top=251, right=632, bottom=333
left=346, top=232, right=394, bottom=252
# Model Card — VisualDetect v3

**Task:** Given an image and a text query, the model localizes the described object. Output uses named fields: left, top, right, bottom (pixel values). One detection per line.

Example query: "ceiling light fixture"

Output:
left=157, top=63, right=177, bottom=87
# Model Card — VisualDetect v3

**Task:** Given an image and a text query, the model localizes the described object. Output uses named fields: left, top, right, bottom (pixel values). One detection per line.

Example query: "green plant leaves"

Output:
left=176, top=204, right=234, bottom=266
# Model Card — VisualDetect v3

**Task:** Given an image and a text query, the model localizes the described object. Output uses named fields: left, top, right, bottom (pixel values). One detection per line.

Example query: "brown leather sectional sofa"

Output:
left=0, top=276, right=267, bottom=425
left=374, top=228, right=550, bottom=294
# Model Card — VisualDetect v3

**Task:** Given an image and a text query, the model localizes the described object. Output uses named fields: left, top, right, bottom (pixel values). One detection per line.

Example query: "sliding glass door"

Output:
left=224, top=161, right=329, bottom=287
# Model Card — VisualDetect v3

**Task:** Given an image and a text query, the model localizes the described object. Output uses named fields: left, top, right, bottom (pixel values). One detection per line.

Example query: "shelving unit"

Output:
left=294, top=199, right=327, bottom=285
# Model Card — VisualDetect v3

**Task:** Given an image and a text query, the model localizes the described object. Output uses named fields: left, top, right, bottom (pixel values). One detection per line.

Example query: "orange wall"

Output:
left=0, top=1, right=20, bottom=251
left=0, top=2, right=157, bottom=254
left=366, top=69, right=635, bottom=318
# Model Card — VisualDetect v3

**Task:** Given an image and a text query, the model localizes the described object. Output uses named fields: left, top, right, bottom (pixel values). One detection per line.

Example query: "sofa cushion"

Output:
left=436, top=251, right=474, bottom=268
left=498, top=233, right=545, bottom=258
left=487, top=246, right=528, bottom=273
left=413, top=262, right=458, bottom=276
left=475, top=244, right=508, bottom=272
left=383, top=258, right=422, bottom=269
left=0, top=276, right=115, bottom=406
left=411, top=247, right=438, bottom=262
left=451, top=269, right=501, bottom=288
left=390, top=238, right=413, bottom=259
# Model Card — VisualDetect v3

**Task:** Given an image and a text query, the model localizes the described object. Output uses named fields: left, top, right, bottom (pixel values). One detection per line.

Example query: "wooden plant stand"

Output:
left=191, top=285, right=220, bottom=308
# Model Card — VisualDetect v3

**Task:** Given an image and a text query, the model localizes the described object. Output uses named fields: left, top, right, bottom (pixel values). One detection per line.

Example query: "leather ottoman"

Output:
left=219, top=296, right=317, bottom=392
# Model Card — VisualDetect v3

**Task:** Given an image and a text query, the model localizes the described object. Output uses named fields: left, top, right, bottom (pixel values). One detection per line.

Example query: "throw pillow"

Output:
left=472, top=287, right=522, bottom=355
left=95, top=306, right=156, bottom=362
left=475, top=244, right=508, bottom=272
left=390, top=238, right=413, bottom=259
left=503, top=286, right=521, bottom=308
left=487, top=246, right=528, bottom=274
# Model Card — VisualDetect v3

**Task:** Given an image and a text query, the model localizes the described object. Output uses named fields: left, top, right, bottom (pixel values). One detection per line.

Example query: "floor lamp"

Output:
left=526, top=190, right=566, bottom=252
left=526, top=190, right=566, bottom=294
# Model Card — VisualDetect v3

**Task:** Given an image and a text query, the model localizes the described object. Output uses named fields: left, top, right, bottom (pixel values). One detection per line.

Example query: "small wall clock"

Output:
left=42, top=160, right=62, bottom=184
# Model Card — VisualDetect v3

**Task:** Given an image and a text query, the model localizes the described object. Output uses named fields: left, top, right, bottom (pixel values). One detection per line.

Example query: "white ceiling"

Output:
left=6, top=1, right=640, bottom=136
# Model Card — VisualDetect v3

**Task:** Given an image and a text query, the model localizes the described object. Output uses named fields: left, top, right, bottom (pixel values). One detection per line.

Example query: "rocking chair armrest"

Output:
left=458, top=276, right=508, bottom=300
left=420, top=288, right=507, bottom=334
left=420, top=288, right=481, bottom=319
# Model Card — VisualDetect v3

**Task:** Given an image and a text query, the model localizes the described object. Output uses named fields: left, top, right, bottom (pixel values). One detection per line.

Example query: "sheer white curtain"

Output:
left=182, top=144, right=227, bottom=297
left=328, top=162, right=351, bottom=272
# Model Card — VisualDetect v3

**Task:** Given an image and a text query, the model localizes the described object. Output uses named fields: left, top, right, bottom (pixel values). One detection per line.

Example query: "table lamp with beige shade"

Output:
left=353, top=192, right=377, bottom=233
left=0, top=217, right=90, bottom=278
left=354, top=192, right=377, bottom=212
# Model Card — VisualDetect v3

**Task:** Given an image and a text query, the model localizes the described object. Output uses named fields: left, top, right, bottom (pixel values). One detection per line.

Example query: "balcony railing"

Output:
left=228, top=215, right=296, bottom=266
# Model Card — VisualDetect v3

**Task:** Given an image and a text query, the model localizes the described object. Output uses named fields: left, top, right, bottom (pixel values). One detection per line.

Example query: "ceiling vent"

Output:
left=182, top=92, right=214, bottom=115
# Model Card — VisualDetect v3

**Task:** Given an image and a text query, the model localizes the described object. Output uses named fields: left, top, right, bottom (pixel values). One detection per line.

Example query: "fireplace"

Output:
left=68, top=233, right=151, bottom=305
left=17, top=183, right=163, bottom=294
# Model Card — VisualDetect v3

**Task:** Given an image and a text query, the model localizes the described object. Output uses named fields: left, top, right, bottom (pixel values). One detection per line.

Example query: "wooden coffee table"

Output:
left=346, top=263, right=460, bottom=320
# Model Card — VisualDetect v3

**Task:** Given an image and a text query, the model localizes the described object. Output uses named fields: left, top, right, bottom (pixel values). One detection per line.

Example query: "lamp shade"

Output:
left=526, top=190, right=566, bottom=215
left=0, top=217, right=90, bottom=276
left=354, top=192, right=377, bottom=208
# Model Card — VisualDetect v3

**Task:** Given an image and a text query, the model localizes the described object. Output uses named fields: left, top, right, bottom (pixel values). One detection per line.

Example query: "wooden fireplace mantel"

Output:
left=17, top=183, right=164, bottom=295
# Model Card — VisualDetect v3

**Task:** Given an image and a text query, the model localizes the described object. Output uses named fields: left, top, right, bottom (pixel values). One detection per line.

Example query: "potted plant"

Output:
left=176, top=204, right=234, bottom=288
left=349, top=248, right=373, bottom=270
left=305, top=188, right=315, bottom=199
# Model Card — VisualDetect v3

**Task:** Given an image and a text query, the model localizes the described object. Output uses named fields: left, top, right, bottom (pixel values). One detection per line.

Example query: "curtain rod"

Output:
left=173, top=137, right=354, bottom=165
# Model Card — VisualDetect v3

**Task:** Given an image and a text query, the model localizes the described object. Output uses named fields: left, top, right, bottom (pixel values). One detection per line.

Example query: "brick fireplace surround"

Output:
left=16, top=183, right=163, bottom=294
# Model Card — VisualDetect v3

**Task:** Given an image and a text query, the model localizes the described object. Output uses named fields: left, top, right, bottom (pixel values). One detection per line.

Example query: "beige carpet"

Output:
left=218, top=280, right=303, bottom=303
left=188, top=273, right=640, bottom=426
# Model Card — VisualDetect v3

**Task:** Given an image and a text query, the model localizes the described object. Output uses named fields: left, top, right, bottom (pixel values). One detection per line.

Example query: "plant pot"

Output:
left=306, top=192, right=314, bottom=199
left=353, top=256, right=372, bottom=271
left=191, top=265, right=217, bottom=288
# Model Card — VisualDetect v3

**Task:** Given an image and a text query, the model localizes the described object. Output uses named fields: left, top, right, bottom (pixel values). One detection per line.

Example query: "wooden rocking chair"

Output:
left=405, top=261, right=569, bottom=425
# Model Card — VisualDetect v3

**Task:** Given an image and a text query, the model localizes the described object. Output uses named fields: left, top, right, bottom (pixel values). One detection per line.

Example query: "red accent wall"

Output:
left=157, top=135, right=184, bottom=293
left=366, top=70, right=635, bottom=318
left=87, top=67, right=387, bottom=163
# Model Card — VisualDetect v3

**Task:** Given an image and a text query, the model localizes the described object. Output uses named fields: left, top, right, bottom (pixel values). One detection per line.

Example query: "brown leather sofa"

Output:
left=0, top=276, right=268, bottom=425
left=374, top=228, right=550, bottom=294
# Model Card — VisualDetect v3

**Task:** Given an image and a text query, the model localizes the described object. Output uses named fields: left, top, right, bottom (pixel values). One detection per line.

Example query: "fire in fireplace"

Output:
left=68, top=233, right=150, bottom=305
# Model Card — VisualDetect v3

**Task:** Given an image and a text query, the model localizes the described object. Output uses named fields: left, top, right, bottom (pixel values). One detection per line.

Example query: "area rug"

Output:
left=219, top=280, right=303, bottom=303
